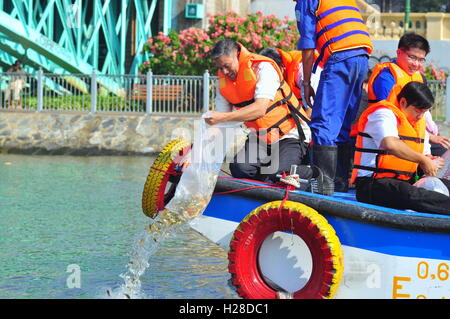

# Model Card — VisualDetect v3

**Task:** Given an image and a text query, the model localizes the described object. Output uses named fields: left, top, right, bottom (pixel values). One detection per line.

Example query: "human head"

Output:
left=211, top=39, right=240, bottom=81
left=259, top=48, right=283, bottom=69
left=396, top=33, right=430, bottom=75
left=397, top=81, right=434, bottom=124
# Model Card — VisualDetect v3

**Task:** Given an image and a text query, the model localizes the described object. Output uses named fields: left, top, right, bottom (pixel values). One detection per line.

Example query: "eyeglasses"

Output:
left=402, top=51, right=426, bottom=64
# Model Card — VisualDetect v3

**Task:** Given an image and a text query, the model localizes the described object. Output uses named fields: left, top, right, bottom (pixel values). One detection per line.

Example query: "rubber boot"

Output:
left=308, top=165, right=324, bottom=194
left=311, top=145, right=337, bottom=196
left=335, top=144, right=353, bottom=193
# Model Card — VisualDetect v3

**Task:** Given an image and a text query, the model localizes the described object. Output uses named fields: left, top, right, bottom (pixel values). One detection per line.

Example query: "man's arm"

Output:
left=381, top=136, right=440, bottom=176
left=204, top=98, right=270, bottom=125
left=296, top=0, right=318, bottom=108
left=205, top=61, right=279, bottom=125
left=302, top=49, right=316, bottom=108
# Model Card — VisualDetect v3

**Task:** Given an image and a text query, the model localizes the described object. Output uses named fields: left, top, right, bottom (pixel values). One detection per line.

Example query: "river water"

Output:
left=0, top=154, right=238, bottom=299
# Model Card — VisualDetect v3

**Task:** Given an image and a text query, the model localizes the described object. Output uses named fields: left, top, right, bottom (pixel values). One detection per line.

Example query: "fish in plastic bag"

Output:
left=165, top=113, right=242, bottom=220
left=413, top=176, right=449, bottom=197
left=436, top=149, right=450, bottom=180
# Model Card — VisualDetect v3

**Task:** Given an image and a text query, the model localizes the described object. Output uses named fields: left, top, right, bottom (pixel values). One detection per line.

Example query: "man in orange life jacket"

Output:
left=367, top=32, right=450, bottom=156
left=295, top=0, right=373, bottom=195
left=258, top=47, right=323, bottom=119
left=205, top=39, right=322, bottom=186
left=351, top=82, right=450, bottom=215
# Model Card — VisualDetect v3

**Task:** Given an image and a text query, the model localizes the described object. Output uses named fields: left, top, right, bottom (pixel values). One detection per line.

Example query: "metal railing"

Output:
left=0, top=70, right=448, bottom=123
left=0, top=70, right=218, bottom=115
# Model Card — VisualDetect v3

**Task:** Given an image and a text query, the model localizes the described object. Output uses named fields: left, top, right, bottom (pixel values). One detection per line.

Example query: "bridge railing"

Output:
left=0, top=70, right=448, bottom=123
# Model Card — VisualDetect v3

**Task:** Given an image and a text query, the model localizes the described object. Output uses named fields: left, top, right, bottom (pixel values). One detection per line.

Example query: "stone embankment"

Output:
left=0, top=111, right=198, bottom=155
left=1, top=110, right=449, bottom=156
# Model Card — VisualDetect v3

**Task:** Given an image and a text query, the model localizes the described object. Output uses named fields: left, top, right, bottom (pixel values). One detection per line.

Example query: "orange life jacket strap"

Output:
left=358, top=131, right=425, bottom=144
left=254, top=114, right=292, bottom=139
left=232, top=99, right=255, bottom=108
left=352, top=164, right=415, bottom=178
left=354, top=131, right=423, bottom=179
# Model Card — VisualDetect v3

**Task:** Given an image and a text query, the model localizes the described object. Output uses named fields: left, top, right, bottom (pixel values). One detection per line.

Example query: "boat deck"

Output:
left=212, top=175, right=450, bottom=233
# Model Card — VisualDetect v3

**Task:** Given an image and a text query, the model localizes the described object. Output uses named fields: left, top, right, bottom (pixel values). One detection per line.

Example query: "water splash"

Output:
left=101, top=209, right=193, bottom=299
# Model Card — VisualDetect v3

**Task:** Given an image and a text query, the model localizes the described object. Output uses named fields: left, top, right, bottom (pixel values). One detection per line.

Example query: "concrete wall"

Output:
left=0, top=111, right=197, bottom=156
left=1, top=110, right=448, bottom=156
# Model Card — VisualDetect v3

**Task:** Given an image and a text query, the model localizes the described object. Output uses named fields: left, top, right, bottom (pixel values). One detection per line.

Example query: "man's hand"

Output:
left=381, top=136, right=443, bottom=177
left=304, top=106, right=312, bottom=119
left=419, top=155, right=441, bottom=177
left=430, top=134, right=450, bottom=149
left=302, top=83, right=316, bottom=109
left=204, top=110, right=227, bottom=126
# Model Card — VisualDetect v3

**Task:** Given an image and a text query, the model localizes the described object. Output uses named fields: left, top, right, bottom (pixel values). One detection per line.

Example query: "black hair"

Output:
left=211, top=39, right=240, bottom=60
left=259, top=48, right=283, bottom=68
left=398, top=32, right=430, bottom=54
left=397, top=81, right=434, bottom=109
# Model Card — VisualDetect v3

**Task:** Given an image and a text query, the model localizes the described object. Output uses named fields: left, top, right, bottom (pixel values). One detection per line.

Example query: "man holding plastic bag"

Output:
left=205, top=39, right=322, bottom=188
left=351, top=82, right=450, bottom=215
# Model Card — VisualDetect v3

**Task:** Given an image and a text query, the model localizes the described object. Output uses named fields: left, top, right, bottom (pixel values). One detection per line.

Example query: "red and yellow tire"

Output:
left=141, top=138, right=191, bottom=218
left=228, top=200, right=343, bottom=299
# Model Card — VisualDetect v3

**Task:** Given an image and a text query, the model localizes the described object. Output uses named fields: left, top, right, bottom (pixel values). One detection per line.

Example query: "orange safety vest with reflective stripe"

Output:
left=350, top=62, right=424, bottom=138
left=314, top=0, right=373, bottom=72
left=350, top=101, right=426, bottom=184
left=367, top=62, right=424, bottom=106
left=218, top=44, right=310, bottom=145
left=276, top=49, right=323, bottom=101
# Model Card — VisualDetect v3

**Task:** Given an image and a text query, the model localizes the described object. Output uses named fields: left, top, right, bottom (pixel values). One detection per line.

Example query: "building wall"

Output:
left=172, top=0, right=251, bottom=32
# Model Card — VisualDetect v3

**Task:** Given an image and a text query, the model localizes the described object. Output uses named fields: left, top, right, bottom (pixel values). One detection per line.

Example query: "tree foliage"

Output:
left=140, top=11, right=299, bottom=75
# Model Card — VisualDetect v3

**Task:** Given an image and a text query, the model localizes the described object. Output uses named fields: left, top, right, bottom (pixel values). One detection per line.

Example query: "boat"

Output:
left=142, top=138, right=450, bottom=299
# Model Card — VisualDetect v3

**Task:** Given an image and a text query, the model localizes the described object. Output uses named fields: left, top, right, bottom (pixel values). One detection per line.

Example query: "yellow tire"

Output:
left=141, top=138, right=191, bottom=218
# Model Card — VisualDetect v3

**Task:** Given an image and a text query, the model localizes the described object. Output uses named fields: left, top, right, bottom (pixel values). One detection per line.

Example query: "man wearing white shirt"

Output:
left=206, top=39, right=320, bottom=185
left=351, top=82, right=450, bottom=215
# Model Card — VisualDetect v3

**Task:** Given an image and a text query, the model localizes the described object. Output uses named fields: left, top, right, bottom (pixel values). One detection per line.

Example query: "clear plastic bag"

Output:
left=436, top=149, right=450, bottom=180
left=413, top=176, right=450, bottom=197
left=165, top=114, right=242, bottom=219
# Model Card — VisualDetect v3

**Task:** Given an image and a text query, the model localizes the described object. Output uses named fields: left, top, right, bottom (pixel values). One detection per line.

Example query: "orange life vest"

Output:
left=350, top=62, right=424, bottom=138
left=276, top=49, right=323, bottom=101
left=367, top=62, right=424, bottom=106
left=314, top=0, right=373, bottom=72
left=218, top=44, right=309, bottom=145
left=350, top=101, right=426, bottom=184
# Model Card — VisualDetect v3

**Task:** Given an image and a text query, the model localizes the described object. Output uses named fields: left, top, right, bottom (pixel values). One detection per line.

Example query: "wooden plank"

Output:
left=131, top=84, right=183, bottom=101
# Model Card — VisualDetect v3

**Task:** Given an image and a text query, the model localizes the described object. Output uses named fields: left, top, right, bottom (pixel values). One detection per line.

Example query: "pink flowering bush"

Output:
left=140, top=11, right=299, bottom=75
left=422, top=64, right=449, bottom=85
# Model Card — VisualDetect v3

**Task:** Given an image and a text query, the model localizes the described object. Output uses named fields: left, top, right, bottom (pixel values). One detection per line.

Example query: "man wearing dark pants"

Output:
left=205, top=39, right=318, bottom=185
left=351, top=82, right=450, bottom=215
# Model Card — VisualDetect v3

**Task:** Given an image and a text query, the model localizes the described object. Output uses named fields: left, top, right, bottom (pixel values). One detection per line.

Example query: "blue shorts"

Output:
left=309, top=54, right=369, bottom=146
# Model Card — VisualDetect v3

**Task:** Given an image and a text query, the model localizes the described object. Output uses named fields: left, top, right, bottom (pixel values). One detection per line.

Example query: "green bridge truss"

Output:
left=0, top=0, right=172, bottom=76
